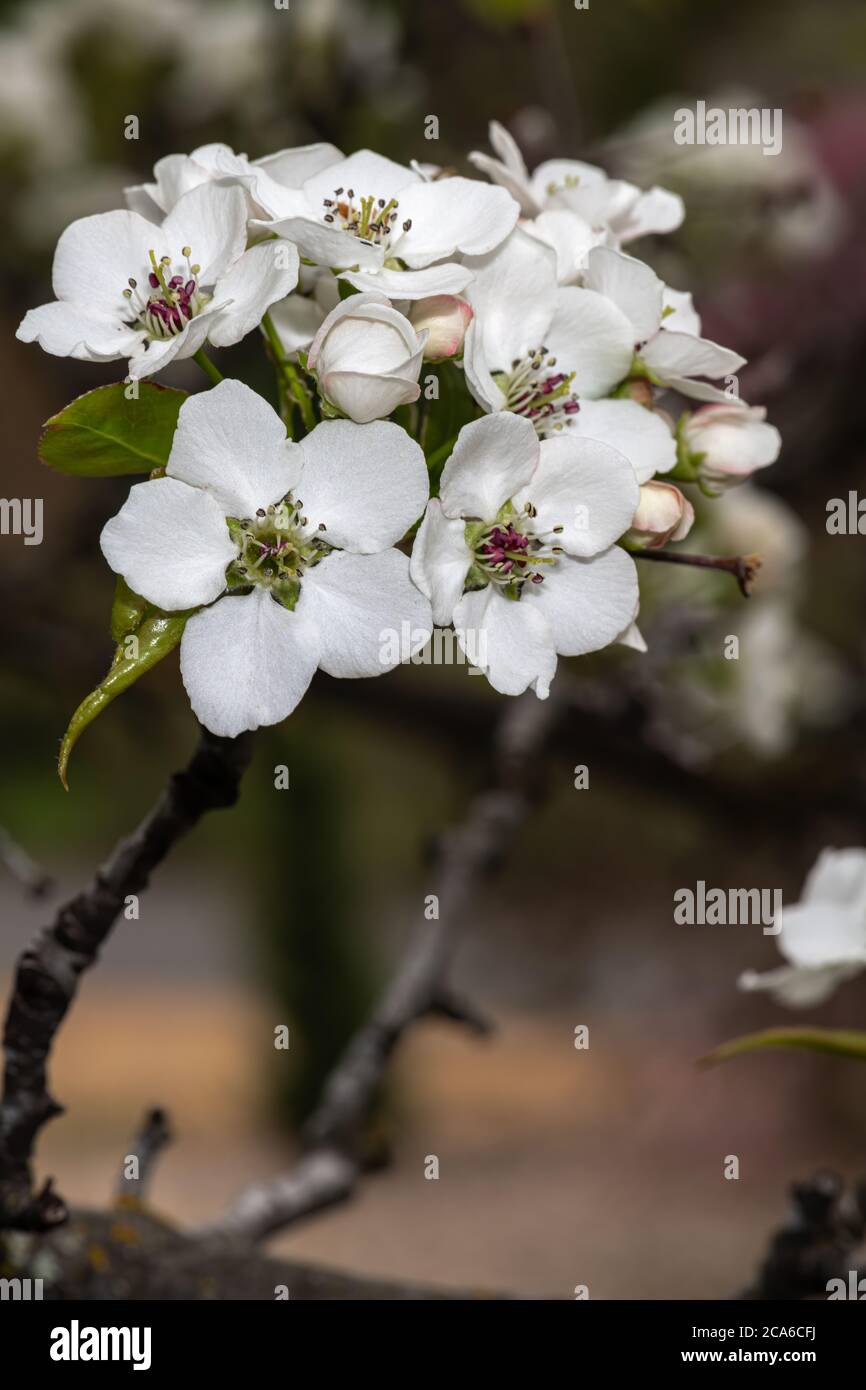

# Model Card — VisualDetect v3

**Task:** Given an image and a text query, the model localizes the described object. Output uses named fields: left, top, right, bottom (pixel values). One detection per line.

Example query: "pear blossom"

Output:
left=100, top=380, right=432, bottom=736
left=625, top=480, right=694, bottom=550
left=408, top=296, right=473, bottom=360
left=462, top=228, right=636, bottom=430
left=582, top=248, right=747, bottom=403
left=469, top=120, right=685, bottom=244
left=253, top=148, right=520, bottom=299
left=17, top=183, right=299, bottom=380
left=681, top=402, right=782, bottom=494
left=307, top=292, right=426, bottom=423
left=410, top=412, right=640, bottom=698
left=740, top=849, right=866, bottom=1007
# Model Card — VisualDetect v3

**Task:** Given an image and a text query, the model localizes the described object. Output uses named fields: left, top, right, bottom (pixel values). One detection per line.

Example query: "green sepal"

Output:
left=700, top=1027, right=866, bottom=1068
left=59, top=580, right=194, bottom=788
left=38, top=383, right=187, bottom=477
left=337, top=279, right=361, bottom=301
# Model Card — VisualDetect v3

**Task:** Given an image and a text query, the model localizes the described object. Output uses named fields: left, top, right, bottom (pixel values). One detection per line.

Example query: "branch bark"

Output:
left=0, top=727, right=253, bottom=1232
left=206, top=688, right=569, bottom=1242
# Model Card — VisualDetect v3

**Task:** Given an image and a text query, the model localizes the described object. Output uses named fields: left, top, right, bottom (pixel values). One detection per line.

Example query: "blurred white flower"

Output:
left=100, top=380, right=432, bottom=736
left=683, top=402, right=782, bottom=494
left=469, top=120, right=684, bottom=245
left=17, top=184, right=299, bottom=379
left=308, top=292, right=426, bottom=422
left=410, top=412, right=639, bottom=698
left=740, top=849, right=866, bottom=1006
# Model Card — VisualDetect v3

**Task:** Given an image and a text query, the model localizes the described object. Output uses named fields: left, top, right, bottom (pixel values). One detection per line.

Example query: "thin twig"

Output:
left=205, top=689, right=568, bottom=1243
left=114, top=1107, right=173, bottom=1209
left=0, top=727, right=253, bottom=1231
left=634, top=548, right=762, bottom=598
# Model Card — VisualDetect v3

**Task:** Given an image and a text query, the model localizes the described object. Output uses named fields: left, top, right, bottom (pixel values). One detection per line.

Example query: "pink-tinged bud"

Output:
left=409, top=296, right=473, bottom=360
left=626, top=481, right=694, bottom=550
left=682, top=402, right=781, bottom=494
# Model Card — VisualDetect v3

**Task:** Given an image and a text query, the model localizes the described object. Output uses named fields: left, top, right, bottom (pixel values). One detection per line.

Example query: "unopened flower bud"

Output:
left=682, top=402, right=781, bottom=495
left=408, top=295, right=473, bottom=360
left=626, top=480, right=694, bottom=550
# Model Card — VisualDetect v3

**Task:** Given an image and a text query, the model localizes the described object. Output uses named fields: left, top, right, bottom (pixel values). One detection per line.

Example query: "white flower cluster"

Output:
left=17, top=125, right=782, bottom=738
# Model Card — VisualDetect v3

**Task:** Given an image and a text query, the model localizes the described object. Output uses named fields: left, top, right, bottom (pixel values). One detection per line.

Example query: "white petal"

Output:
left=299, top=549, right=432, bottom=678
left=167, top=379, right=301, bottom=517
left=524, top=547, right=639, bottom=656
left=258, top=216, right=384, bottom=272
left=439, top=413, right=539, bottom=522
left=394, top=178, right=519, bottom=266
left=301, top=149, right=417, bottom=208
left=463, top=227, right=558, bottom=377
left=545, top=287, right=634, bottom=399
left=162, top=182, right=248, bottom=285
left=488, top=120, right=530, bottom=179
left=208, top=241, right=300, bottom=348
left=513, top=435, right=639, bottom=556
left=17, top=301, right=143, bottom=361
left=410, top=500, right=472, bottom=626
left=180, top=588, right=321, bottom=736
left=777, top=902, right=866, bottom=971
left=254, top=142, right=343, bottom=192
left=126, top=305, right=223, bottom=380
left=321, top=371, right=421, bottom=423
left=100, top=476, right=235, bottom=610
left=662, top=286, right=701, bottom=336
left=570, top=398, right=676, bottom=483
left=584, top=246, right=664, bottom=342
left=529, top=158, right=607, bottom=207
left=339, top=262, right=474, bottom=299
left=468, top=128, right=536, bottom=215
left=643, top=329, right=746, bottom=383
left=52, top=209, right=162, bottom=319
left=268, top=291, right=328, bottom=353
left=619, top=186, right=685, bottom=242
left=524, top=210, right=603, bottom=284
left=296, top=419, right=428, bottom=550
left=453, top=586, right=557, bottom=698
left=738, top=962, right=862, bottom=1008
left=802, top=848, right=866, bottom=913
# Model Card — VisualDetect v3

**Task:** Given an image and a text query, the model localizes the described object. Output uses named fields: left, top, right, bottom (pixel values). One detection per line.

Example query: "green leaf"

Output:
left=59, top=582, right=193, bottom=787
left=39, top=383, right=187, bottom=477
left=699, top=1027, right=866, bottom=1068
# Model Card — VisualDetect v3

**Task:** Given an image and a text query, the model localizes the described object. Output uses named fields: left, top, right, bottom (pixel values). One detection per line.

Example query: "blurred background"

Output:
left=2, top=0, right=866, bottom=1298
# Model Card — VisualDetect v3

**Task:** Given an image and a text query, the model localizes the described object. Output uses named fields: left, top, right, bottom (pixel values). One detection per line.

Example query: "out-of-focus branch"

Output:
left=206, top=689, right=569, bottom=1243
left=0, top=826, right=53, bottom=898
left=114, top=1107, right=173, bottom=1209
left=0, top=728, right=253, bottom=1232
left=737, top=1170, right=866, bottom=1300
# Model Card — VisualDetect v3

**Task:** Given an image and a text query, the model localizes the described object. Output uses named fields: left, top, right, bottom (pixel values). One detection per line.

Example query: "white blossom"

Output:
left=308, top=292, right=426, bottom=422
left=100, top=380, right=432, bottom=735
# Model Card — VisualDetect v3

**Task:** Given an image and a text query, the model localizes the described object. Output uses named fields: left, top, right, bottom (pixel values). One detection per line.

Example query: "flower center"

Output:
left=494, top=349, right=579, bottom=437
left=321, top=186, right=412, bottom=249
left=122, top=247, right=211, bottom=340
left=225, top=497, right=331, bottom=609
left=467, top=508, right=561, bottom=600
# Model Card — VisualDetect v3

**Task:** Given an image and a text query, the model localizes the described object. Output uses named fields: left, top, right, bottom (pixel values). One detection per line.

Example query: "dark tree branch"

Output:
left=115, top=1107, right=173, bottom=1209
left=205, top=688, right=570, bottom=1243
left=737, top=1170, right=866, bottom=1300
left=634, top=548, right=762, bottom=598
left=0, top=727, right=253, bottom=1232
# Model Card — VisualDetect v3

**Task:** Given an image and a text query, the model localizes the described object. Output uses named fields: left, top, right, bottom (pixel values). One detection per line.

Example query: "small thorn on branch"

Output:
left=0, top=826, right=53, bottom=898
left=633, top=548, right=762, bottom=598
left=429, top=991, right=495, bottom=1037
left=115, top=1106, right=173, bottom=1210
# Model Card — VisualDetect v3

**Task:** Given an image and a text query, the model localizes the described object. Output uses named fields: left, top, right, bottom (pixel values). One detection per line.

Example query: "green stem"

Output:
left=193, top=349, right=224, bottom=386
left=261, top=312, right=316, bottom=435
